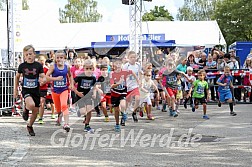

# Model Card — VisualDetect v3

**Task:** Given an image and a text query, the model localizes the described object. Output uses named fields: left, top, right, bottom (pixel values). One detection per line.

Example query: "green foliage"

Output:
left=177, top=0, right=217, bottom=21
left=213, top=0, right=252, bottom=45
left=22, top=0, right=29, bottom=10
left=59, top=0, right=102, bottom=23
left=142, top=6, right=174, bottom=21
left=0, top=0, right=29, bottom=11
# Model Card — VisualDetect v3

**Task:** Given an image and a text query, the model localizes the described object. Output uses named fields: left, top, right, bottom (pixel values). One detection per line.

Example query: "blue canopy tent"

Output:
left=91, top=40, right=175, bottom=48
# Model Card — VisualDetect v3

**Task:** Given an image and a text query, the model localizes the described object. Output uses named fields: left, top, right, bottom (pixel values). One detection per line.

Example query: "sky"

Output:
left=28, top=0, right=184, bottom=23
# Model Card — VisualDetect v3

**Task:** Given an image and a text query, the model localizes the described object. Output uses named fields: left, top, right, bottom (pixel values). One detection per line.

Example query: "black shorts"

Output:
left=75, top=94, right=93, bottom=108
left=46, top=98, right=54, bottom=104
left=154, top=89, right=163, bottom=93
left=192, top=97, right=207, bottom=105
left=22, top=90, right=40, bottom=107
left=40, top=90, right=47, bottom=98
left=111, top=95, right=126, bottom=107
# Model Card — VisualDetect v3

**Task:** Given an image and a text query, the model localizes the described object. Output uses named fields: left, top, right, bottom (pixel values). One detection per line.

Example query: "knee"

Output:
left=62, top=104, right=69, bottom=115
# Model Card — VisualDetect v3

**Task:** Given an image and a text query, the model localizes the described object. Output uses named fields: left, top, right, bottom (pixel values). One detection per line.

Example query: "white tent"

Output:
left=0, top=11, right=226, bottom=51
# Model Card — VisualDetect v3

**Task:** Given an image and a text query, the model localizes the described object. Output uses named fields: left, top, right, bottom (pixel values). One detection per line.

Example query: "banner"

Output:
left=106, top=34, right=165, bottom=42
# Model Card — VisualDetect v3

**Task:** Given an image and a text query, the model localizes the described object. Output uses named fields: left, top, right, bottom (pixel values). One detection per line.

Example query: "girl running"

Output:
left=46, top=50, right=73, bottom=132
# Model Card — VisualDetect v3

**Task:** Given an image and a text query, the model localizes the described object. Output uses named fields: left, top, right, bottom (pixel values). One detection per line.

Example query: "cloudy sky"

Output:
left=29, top=0, right=184, bottom=23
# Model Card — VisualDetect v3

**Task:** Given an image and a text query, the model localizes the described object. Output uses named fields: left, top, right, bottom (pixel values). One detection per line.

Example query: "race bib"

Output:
left=178, top=85, right=182, bottom=91
left=23, top=78, right=38, bottom=88
left=54, top=78, right=67, bottom=88
left=166, top=75, right=176, bottom=84
left=104, top=85, right=111, bottom=94
left=196, top=85, right=204, bottom=94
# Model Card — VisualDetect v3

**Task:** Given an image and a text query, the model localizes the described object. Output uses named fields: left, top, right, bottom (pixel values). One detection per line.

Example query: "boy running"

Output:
left=122, top=51, right=142, bottom=122
left=188, top=69, right=210, bottom=119
left=111, top=58, right=138, bottom=131
left=14, top=45, right=47, bottom=136
left=216, top=66, right=237, bottom=116
left=97, top=64, right=112, bottom=122
left=72, top=59, right=102, bottom=133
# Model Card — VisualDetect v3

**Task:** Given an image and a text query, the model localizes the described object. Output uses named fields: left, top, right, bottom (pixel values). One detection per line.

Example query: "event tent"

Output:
left=0, top=11, right=226, bottom=52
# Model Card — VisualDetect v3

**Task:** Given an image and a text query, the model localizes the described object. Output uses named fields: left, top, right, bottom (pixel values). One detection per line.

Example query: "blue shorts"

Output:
left=218, top=91, right=232, bottom=103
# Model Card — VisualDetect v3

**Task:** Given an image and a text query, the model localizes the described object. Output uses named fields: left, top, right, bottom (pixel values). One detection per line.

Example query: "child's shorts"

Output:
left=218, top=91, right=232, bottom=103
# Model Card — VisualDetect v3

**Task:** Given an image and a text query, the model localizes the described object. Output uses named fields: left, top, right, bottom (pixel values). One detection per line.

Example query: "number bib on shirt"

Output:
left=23, top=78, right=38, bottom=88
left=196, top=85, right=204, bottom=94
left=166, top=75, right=176, bottom=85
left=54, top=78, right=67, bottom=88
left=104, top=85, right=111, bottom=94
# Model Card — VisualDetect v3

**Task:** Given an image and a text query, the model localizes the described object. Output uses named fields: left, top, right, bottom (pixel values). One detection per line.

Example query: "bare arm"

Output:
left=46, top=65, right=63, bottom=81
left=14, top=73, right=21, bottom=98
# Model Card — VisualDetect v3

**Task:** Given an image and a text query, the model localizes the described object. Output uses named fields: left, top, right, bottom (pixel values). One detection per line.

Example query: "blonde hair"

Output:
left=54, top=50, right=66, bottom=63
left=38, top=55, right=46, bottom=61
left=23, top=45, right=35, bottom=53
left=83, top=59, right=94, bottom=68
left=224, top=66, right=230, bottom=71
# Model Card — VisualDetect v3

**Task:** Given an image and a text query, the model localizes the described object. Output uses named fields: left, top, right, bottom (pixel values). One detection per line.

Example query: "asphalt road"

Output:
left=1, top=104, right=252, bottom=167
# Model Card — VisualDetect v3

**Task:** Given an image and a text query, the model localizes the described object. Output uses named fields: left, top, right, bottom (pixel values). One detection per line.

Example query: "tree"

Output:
left=22, top=0, right=29, bottom=10
left=177, top=0, right=217, bottom=21
left=142, top=6, right=174, bottom=21
left=0, top=0, right=29, bottom=11
left=213, top=0, right=252, bottom=45
left=59, top=0, right=102, bottom=23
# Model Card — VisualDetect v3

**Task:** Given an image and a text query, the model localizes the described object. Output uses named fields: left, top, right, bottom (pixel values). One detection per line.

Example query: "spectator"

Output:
left=186, top=54, right=197, bottom=68
left=176, top=58, right=187, bottom=73
left=198, top=52, right=207, bottom=68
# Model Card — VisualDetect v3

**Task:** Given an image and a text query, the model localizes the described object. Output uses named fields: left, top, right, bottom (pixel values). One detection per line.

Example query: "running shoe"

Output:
left=84, top=125, right=94, bottom=133
left=191, top=104, right=195, bottom=112
left=51, top=114, right=56, bottom=119
left=203, top=115, right=210, bottom=120
left=230, top=111, right=237, bottom=116
left=121, top=113, right=127, bottom=126
left=22, top=108, right=29, bottom=121
left=114, top=125, right=121, bottom=132
left=63, top=124, right=70, bottom=132
left=156, top=106, right=161, bottom=110
left=147, top=114, right=155, bottom=120
left=132, top=112, right=138, bottom=122
left=183, top=101, right=187, bottom=109
left=218, top=101, right=221, bottom=107
left=38, top=118, right=44, bottom=124
left=169, top=107, right=173, bottom=116
left=104, top=116, right=110, bottom=122
left=27, top=125, right=35, bottom=136
left=172, top=111, right=178, bottom=117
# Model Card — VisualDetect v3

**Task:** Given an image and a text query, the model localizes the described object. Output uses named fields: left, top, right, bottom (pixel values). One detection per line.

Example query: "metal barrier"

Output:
left=0, top=69, right=16, bottom=115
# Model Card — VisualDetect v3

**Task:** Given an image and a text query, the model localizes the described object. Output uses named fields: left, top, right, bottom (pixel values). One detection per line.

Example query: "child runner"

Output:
left=111, top=58, right=138, bottom=131
left=139, top=69, right=159, bottom=120
left=70, top=58, right=84, bottom=111
left=175, top=73, right=184, bottom=113
left=14, top=45, right=47, bottom=136
left=122, top=51, right=142, bottom=122
left=46, top=50, right=73, bottom=132
left=38, top=55, right=49, bottom=124
left=159, top=59, right=189, bottom=117
left=72, top=59, right=102, bottom=133
left=183, top=66, right=196, bottom=109
left=97, top=64, right=112, bottom=122
left=216, top=66, right=237, bottom=116
left=45, top=82, right=56, bottom=119
left=188, top=69, right=210, bottom=119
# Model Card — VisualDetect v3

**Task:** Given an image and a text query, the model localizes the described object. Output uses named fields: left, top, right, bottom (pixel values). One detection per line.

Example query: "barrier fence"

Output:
left=0, top=69, right=16, bottom=115
left=192, top=69, right=252, bottom=103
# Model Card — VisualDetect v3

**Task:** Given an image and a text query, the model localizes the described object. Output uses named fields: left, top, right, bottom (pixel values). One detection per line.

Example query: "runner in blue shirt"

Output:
left=216, top=66, right=237, bottom=116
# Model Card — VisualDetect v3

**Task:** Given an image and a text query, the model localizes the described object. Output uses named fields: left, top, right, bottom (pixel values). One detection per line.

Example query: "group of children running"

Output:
left=14, top=45, right=237, bottom=136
